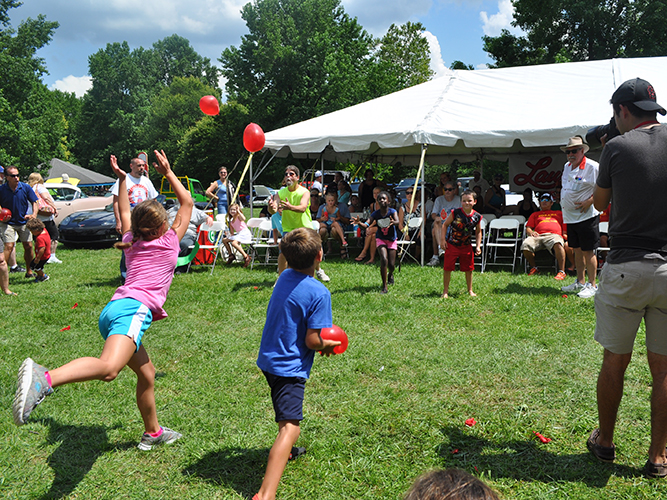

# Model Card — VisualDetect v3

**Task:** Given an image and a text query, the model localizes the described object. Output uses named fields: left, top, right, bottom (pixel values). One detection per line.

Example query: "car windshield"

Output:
left=48, top=187, right=80, bottom=201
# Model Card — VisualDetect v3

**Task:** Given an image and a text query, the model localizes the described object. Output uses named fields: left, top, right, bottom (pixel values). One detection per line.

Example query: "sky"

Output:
left=12, top=0, right=523, bottom=98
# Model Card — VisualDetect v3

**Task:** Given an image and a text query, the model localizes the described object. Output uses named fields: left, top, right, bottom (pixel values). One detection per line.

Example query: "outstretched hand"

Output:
left=319, top=339, right=342, bottom=357
left=110, top=155, right=126, bottom=180
left=152, top=150, right=172, bottom=176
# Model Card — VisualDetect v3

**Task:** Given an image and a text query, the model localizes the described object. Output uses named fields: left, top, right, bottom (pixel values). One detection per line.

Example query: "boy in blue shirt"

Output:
left=255, top=227, right=340, bottom=500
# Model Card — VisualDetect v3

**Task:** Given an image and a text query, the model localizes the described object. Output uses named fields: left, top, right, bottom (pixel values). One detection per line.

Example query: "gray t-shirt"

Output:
left=597, top=124, right=667, bottom=263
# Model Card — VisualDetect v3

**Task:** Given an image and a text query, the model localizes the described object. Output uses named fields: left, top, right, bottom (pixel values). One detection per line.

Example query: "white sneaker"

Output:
left=438, top=246, right=445, bottom=256
left=577, top=282, right=598, bottom=298
left=561, top=280, right=584, bottom=292
left=47, top=256, right=62, bottom=264
left=316, top=269, right=330, bottom=282
left=427, top=255, right=440, bottom=267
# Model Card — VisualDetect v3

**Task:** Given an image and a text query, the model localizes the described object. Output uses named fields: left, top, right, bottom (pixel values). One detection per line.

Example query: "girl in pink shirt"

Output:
left=223, top=203, right=252, bottom=267
left=13, top=150, right=193, bottom=452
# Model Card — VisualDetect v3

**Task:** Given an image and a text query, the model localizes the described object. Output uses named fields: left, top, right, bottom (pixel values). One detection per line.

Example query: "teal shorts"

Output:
left=99, top=298, right=152, bottom=352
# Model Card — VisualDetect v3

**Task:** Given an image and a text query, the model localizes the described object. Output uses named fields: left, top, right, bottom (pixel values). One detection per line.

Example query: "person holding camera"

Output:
left=559, top=136, right=600, bottom=298
left=588, top=78, right=667, bottom=478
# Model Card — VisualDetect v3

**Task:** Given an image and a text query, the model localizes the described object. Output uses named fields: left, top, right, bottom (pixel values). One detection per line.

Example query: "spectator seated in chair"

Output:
left=521, top=193, right=567, bottom=280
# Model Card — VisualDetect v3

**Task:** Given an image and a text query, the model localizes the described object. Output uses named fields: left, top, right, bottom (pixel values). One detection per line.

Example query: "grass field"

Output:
left=1, top=244, right=664, bottom=499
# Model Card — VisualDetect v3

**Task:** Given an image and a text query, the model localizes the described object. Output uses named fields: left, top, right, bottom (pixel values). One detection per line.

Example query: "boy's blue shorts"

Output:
left=262, top=371, right=306, bottom=422
left=99, top=298, right=152, bottom=352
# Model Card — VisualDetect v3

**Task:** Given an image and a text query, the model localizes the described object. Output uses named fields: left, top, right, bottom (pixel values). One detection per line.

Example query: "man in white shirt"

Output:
left=110, top=156, right=158, bottom=280
left=558, top=136, right=600, bottom=298
left=427, top=181, right=461, bottom=266
left=469, top=170, right=490, bottom=194
left=311, top=171, right=323, bottom=195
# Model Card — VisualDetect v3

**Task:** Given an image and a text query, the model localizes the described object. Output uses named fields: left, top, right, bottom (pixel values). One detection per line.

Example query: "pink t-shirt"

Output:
left=229, top=217, right=247, bottom=233
left=111, top=229, right=179, bottom=321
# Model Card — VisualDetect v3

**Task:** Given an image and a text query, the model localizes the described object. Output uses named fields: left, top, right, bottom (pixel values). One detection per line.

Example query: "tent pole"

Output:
left=419, top=144, right=428, bottom=266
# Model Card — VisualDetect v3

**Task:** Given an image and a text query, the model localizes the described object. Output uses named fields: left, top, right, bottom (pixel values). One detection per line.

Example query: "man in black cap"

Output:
left=588, top=77, right=667, bottom=478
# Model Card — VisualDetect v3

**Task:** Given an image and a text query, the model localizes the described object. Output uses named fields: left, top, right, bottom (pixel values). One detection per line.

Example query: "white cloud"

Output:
left=51, top=75, right=92, bottom=97
left=422, top=31, right=450, bottom=77
left=480, top=0, right=521, bottom=37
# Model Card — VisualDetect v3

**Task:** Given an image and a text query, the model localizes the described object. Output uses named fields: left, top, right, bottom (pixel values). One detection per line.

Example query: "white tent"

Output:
left=264, top=56, right=667, bottom=164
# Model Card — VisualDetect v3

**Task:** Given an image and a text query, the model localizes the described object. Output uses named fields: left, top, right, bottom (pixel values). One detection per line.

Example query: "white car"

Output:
left=45, top=183, right=111, bottom=224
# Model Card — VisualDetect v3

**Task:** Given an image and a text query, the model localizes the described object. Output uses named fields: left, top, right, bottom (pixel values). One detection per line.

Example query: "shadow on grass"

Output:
left=493, top=282, right=560, bottom=297
left=79, top=277, right=123, bottom=288
left=182, top=447, right=268, bottom=496
left=35, top=417, right=129, bottom=500
left=437, top=427, right=642, bottom=487
left=230, top=278, right=278, bottom=292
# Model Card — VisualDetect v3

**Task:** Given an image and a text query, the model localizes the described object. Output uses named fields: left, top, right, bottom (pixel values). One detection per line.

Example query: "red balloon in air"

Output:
left=243, top=123, right=265, bottom=152
left=199, top=95, right=220, bottom=116
left=0, top=207, right=11, bottom=223
left=320, top=324, right=348, bottom=354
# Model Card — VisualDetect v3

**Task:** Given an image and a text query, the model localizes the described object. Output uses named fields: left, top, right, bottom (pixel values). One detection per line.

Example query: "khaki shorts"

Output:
left=594, top=260, right=667, bottom=355
left=0, top=222, right=31, bottom=244
left=520, top=233, right=564, bottom=253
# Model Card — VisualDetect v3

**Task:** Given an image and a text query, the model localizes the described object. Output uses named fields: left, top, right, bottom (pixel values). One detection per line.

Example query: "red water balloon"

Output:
left=243, top=123, right=265, bottom=152
left=320, top=324, right=348, bottom=354
left=0, top=207, right=11, bottom=223
left=199, top=95, right=220, bottom=116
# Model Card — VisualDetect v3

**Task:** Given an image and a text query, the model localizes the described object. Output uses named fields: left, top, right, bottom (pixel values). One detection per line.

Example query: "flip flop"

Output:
left=354, top=254, right=366, bottom=262
left=646, top=453, right=667, bottom=478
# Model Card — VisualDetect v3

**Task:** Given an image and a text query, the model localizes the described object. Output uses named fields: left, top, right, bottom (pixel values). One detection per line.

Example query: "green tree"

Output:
left=369, top=22, right=434, bottom=95
left=450, top=60, right=475, bottom=70
left=142, top=76, right=218, bottom=158
left=483, top=0, right=667, bottom=67
left=150, top=34, right=220, bottom=87
left=220, top=0, right=375, bottom=130
left=0, top=1, right=75, bottom=171
left=176, top=101, right=250, bottom=184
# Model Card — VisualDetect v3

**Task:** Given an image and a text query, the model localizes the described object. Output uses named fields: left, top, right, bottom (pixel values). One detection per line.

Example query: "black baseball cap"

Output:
left=611, top=78, right=666, bottom=115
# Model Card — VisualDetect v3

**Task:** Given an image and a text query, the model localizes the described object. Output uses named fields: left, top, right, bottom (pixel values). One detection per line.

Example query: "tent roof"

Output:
left=263, top=56, right=667, bottom=164
left=46, top=158, right=115, bottom=185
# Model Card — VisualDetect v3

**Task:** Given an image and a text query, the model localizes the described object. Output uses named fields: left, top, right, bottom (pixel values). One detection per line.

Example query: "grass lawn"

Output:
left=0, top=244, right=664, bottom=499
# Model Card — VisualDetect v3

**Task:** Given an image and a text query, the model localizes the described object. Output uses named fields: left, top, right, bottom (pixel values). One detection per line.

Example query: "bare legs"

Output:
left=574, top=247, right=597, bottom=285
left=48, top=335, right=160, bottom=434
left=442, top=270, right=476, bottom=298
left=377, top=246, right=395, bottom=293
left=0, top=251, right=13, bottom=295
left=356, top=227, right=377, bottom=263
left=256, top=420, right=301, bottom=500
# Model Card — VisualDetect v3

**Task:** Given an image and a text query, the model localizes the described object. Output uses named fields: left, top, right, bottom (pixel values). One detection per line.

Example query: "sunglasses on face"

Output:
left=565, top=148, right=581, bottom=154
left=406, top=191, right=413, bottom=195
left=6, top=173, right=19, bottom=178
left=444, top=188, right=455, bottom=192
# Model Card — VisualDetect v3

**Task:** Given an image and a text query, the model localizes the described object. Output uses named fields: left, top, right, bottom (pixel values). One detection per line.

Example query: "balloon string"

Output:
left=229, top=152, right=254, bottom=210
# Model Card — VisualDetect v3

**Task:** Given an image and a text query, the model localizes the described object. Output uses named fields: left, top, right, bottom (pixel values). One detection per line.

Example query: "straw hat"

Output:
left=560, top=136, right=589, bottom=153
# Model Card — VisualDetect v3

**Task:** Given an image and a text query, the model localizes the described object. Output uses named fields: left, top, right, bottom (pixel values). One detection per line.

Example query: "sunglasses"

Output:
left=284, top=172, right=297, bottom=177
left=565, top=148, right=581, bottom=154
left=444, top=188, right=455, bottom=192
left=6, top=173, right=19, bottom=178
left=406, top=191, right=414, bottom=195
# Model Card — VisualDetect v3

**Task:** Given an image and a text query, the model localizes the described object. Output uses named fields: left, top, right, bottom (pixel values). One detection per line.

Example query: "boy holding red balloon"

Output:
left=254, top=227, right=340, bottom=500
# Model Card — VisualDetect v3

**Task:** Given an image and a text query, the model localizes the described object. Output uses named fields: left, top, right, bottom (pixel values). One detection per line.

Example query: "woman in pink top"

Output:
left=13, top=150, right=193, bottom=452
left=223, top=203, right=252, bottom=267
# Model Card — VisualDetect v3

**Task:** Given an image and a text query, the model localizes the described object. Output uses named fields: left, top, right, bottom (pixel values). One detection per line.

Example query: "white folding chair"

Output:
left=197, top=220, right=226, bottom=275
left=248, top=217, right=279, bottom=268
left=482, top=218, right=521, bottom=273
left=474, top=217, right=486, bottom=270
left=398, top=216, right=423, bottom=268
left=596, top=221, right=610, bottom=268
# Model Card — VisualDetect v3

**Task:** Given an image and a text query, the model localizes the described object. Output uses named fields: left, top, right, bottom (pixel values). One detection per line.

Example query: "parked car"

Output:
left=252, top=185, right=277, bottom=206
left=58, top=203, right=119, bottom=247
left=301, top=170, right=350, bottom=191
left=394, top=179, right=436, bottom=205
left=46, top=183, right=111, bottom=225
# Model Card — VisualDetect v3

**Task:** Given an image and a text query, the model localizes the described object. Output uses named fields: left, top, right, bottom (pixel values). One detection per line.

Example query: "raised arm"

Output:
left=110, top=155, right=131, bottom=234
left=153, top=150, right=193, bottom=241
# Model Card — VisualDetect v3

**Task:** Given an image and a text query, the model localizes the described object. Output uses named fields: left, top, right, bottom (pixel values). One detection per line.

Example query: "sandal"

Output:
left=340, top=244, right=349, bottom=259
left=226, top=255, right=235, bottom=265
left=243, top=255, right=251, bottom=268
left=646, top=453, right=667, bottom=478
left=355, top=253, right=367, bottom=262
left=586, top=429, right=616, bottom=462
left=288, top=446, right=306, bottom=461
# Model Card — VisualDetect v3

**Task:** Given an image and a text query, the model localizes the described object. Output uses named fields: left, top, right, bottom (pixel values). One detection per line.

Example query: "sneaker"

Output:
left=427, top=255, right=440, bottom=267
left=554, top=271, right=567, bottom=281
left=561, top=280, right=584, bottom=292
left=34, top=275, right=49, bottom=283
left=438, top=246, right=445, bottom=257
left=137, top=427, right=182, bottom=451
left=315, top=269, right=330, bottom=282
left=527, top=267, right=539, bottom=276
left=10, top=265, right=25, bottom=273
left=578, top=282, right=598, bottom=298
left=13, top=358, right=53, bottom=426
left=47, top=256, right=62, bottom=264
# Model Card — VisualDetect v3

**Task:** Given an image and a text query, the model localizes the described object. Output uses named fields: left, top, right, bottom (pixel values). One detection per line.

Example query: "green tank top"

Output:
left=278, top=185, right=312, bottom=232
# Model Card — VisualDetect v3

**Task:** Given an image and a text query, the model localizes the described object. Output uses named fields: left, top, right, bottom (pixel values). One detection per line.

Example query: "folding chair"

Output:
left=482, top=217, right=521, bottom=273
left=596, top=221, right=610, bottom=269
left=474, top=218, right=486, bottom=270
left=197, top=220, right=226, bottom=275
left=178, top=242, right=200, bottom=273
left=398, top=216, right=423, bottom=269
left=248, top=217, right=279, bottom=268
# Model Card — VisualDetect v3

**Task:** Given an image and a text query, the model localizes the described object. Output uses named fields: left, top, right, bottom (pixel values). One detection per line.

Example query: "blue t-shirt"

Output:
left=0, top=182, right=39, bottom=225
left=257, top=268, right=332, bottom=378
left=371, top=207, right=398, bottom=242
